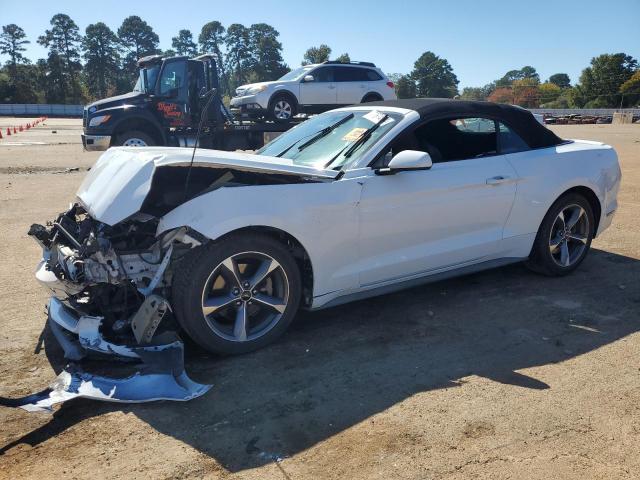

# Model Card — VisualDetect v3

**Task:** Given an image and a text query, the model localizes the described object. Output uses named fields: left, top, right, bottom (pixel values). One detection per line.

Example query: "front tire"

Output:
left=269, top=94, right=297, bottom=122
left=172, top=233, right=301, bottom=355
left=526, top=193, right=595, bottom=276
left=114, top=130, right=155, bottom=147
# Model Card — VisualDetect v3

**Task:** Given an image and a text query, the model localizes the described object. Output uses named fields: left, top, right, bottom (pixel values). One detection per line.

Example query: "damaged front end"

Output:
left=4, top=203, right=210, bottom=412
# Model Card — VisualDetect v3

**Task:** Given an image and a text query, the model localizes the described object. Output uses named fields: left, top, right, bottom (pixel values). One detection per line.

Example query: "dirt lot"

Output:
left=0, top=118, right=638, bottom=480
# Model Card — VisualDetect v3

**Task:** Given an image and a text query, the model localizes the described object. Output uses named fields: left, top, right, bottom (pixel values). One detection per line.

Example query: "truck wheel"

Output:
left=269, top=94, right=297, bottom=122
left=115, top=130, right=155, bottom=147
left=172, top=233, right=302, bottom=355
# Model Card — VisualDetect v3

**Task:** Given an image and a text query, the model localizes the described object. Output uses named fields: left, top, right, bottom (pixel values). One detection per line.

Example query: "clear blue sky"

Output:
left=2, top=0, right=639, bottom=88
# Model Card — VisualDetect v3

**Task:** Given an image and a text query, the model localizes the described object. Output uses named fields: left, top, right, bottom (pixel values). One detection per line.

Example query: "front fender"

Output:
left=157, top=180, right=364, bottom=297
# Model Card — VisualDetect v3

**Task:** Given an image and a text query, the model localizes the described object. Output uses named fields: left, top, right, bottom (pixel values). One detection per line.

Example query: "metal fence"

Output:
left=0, top=104, right=83, bottom=117
left=529, top=108, right=640, bottom=116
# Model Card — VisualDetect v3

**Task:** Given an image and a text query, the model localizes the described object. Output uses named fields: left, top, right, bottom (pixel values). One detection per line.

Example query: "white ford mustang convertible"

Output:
left=31, top=99, right=621, bottom=361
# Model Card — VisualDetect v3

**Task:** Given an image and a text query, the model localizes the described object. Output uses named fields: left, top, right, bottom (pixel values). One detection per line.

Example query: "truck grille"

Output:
left=82, top=108, right=88, bottom=128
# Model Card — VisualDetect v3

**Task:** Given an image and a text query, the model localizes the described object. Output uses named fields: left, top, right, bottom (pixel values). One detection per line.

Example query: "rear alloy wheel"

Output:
left=526, top=193, right=595, bottom=276
left=173, top=234, right=301, bottom=354
left=115, top=130, right=155, bottom=147
left=269, top=95, right=297, bottom=122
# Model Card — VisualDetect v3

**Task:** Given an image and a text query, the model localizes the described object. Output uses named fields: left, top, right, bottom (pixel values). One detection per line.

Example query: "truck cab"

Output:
left=82, top=54, right=221, bottom=150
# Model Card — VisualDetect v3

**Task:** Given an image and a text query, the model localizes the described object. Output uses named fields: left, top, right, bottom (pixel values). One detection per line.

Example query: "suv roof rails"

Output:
left=323, top=60, right=377, bottom=67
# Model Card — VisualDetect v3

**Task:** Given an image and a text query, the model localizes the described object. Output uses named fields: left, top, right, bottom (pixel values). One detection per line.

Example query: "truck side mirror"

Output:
left=303, top=74, right=315, bottom=83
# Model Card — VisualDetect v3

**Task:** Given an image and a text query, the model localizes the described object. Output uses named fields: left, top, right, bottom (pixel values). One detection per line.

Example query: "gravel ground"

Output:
left=0, top=119, right=638, bottom=480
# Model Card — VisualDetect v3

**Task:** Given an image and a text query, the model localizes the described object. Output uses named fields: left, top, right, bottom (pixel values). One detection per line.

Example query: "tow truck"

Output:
left=81, top=54, right=301, bottom=152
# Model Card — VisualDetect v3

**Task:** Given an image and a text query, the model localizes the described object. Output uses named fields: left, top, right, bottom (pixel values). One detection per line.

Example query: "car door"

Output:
left=357, top=117, right=518, bottom=287
left=335, top=66, right=367, bottom=104
left=154, top=58, right=189, bottom=128
left=298, top=66, right=337, bottom=106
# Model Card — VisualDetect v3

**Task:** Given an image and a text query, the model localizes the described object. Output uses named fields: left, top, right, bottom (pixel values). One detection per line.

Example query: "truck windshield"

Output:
left=133, top=65, right=160, bottom=93
left=256, top=110, right=400, bottom=170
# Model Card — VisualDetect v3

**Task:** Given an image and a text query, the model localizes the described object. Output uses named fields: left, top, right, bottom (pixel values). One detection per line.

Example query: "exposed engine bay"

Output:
left=0, top=203, right=211, bottom=412
left=0, top=146, right=339, bottom=412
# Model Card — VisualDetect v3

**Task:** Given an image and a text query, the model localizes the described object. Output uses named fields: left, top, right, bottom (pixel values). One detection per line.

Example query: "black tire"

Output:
left=525, top=193, right=595, bottom=276
left=361, top=93, right=383, bottom=103
left=268, top=94, right=297, bottom=122
left=172, top=233, right=302, bottom=355
left=114, top=130, right=155, bottom=147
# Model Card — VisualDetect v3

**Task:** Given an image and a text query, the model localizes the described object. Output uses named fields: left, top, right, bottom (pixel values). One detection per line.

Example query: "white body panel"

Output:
left=356, top=156, right=518, bottom=286
left=76, top=106, right=621, bottom=310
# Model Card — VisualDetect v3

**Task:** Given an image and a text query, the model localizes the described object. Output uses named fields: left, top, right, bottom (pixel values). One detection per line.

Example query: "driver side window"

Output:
left=309, top=67, right=334, bottom=83
left=159, top=62, right=186, bottom=97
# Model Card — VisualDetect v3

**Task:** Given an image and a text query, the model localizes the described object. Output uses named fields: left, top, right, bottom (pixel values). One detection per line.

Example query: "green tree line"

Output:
left=0, top=14, right=638, bottom=108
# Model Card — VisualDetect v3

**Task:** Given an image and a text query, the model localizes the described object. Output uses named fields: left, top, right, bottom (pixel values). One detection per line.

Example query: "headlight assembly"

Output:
left=88, top=114, right=112, bottom=127
left=247, top=85, right=268, bottom=95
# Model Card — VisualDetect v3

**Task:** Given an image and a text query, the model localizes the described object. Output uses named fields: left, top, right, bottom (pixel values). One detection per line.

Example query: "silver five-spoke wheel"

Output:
left=201, top=252, right=289, bottom=342
left=548, top=204, right=589, bottom=267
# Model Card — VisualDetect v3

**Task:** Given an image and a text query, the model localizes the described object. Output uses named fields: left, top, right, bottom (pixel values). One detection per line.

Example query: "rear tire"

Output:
left=361, top=93, right=383, bottom=103
left=172, top=233, right=301, bottom=355
left=114, top=130, right=155, bottom=147
left=525, top=193, right=595, bottom=276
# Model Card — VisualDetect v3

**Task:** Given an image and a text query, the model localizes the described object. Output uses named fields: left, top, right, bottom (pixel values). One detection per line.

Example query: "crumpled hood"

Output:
left=76, top=147, right=339, bottom=226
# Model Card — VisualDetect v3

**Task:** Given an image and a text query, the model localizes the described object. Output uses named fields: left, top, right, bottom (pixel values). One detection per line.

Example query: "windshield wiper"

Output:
left=297, top=113, right=354, bottom=152
left=324, top=114, right=389, bottom=168
left=275, top=113, right=354, bottom=158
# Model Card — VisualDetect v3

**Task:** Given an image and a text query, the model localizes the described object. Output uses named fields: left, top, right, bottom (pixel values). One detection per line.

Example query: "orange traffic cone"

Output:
left=0, top=129, right=3, bottom=139
left=13, top=127, right=17, bottom=134
left=7, top=128, right=11, bottom=136
left=19, top=125, right=23, bottom=132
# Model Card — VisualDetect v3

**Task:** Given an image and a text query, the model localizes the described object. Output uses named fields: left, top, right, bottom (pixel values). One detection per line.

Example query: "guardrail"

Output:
left=0, top=104, right=83, bottom=117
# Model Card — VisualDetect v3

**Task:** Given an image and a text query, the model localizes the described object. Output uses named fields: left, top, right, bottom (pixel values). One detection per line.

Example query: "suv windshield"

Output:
left=257, top=109, right=401, bottom=170
left=277, top=66, right=314, bottom=82
left=133, top=65, right=160, bottom=93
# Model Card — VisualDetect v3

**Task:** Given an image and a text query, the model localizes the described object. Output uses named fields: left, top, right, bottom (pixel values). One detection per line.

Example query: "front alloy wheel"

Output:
left=173, top=233, right=301, bottom=354
left=201, top=252, right=289, bottom=342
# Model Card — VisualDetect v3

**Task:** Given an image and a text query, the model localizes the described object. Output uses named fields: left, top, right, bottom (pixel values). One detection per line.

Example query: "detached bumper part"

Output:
left=1, top=298, right=211, bottom=413
left=1, top=365, right=209, bottom=413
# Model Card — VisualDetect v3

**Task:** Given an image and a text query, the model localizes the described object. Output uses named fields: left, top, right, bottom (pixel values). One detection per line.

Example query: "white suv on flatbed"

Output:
left=230, top=61, right=397, bottom=121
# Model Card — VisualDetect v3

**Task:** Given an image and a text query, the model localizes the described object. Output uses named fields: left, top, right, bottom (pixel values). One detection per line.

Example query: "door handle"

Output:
left=486, top=175, right=511, bottom=185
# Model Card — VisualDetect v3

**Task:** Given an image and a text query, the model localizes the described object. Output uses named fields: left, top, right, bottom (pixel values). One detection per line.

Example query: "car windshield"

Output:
left=133, top=65, right=160, bottom=93
left=256, top=109, right=401, bottom=170
left=277, top=66, right=314, bottom=82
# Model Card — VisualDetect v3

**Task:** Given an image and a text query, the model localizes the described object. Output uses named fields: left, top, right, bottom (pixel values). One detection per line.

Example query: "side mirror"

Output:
left=376, top=150, right=432, bottom=175
left=303, top=74, right=315, bottom=83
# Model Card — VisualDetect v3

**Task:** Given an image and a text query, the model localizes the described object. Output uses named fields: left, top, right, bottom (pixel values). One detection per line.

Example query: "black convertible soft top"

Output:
left=365, top=98, right=564, bottom=149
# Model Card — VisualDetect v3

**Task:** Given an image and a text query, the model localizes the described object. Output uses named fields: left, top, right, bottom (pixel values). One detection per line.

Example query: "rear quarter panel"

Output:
left=504, top=140, right=621, bottom=256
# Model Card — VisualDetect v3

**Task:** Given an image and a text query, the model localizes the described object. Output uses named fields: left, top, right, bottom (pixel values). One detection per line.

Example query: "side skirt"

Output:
left=313, top=257, right=525, bottom=310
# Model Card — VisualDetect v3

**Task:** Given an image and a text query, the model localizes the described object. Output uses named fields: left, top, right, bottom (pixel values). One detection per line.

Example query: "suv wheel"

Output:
left=361, top=93, right=383, bottom=103
left=269, top=94, right=297, bottom=122
left=172, top=233, right=302, bottom=354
